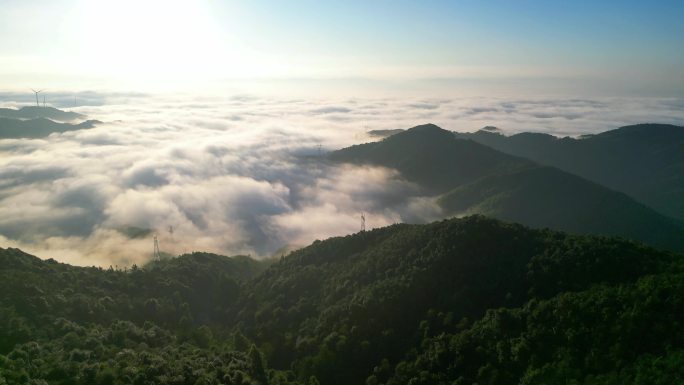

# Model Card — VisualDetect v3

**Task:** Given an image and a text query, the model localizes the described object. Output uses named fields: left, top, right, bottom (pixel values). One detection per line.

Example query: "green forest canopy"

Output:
left=1, top=216, right=683, bottom=384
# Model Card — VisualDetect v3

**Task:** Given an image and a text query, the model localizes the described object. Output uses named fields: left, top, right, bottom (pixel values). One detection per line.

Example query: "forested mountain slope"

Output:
left=331, top=124, right=684, bottom=252
left=455, top=124, right=684, bottom=221
left=235, top=216, right=679, bottom=384
left=0, top=250, right=287, bottom=385
left=1, top=216, right=683, bottom=384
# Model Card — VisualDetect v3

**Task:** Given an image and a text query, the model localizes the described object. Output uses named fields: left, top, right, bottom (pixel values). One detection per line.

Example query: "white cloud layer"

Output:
left=0, top=92, right=683, bottom=266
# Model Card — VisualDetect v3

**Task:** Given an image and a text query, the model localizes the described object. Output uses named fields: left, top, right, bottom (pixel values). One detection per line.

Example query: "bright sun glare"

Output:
left=69, top=0, right=235, bottom=84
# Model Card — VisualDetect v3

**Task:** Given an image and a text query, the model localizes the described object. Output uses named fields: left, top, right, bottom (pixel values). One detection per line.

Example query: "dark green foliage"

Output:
left=0, top=250, right=268, bottom=339
left=234, top=216, right=679, bottom=384
left=332, top=123, right=684, bottom=252
left=0, top=321, right=296, bottom=385
left=2, top=216, right=683, bottom=384
left=384, top=271, right=684, bottom=385
left=456, top=124, right=684, bottom=221
left=0, top=249, right=289, bottom=384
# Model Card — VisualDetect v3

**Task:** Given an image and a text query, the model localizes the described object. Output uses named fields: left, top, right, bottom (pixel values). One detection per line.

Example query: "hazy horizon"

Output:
left=1, top=0, right=683, bottom=96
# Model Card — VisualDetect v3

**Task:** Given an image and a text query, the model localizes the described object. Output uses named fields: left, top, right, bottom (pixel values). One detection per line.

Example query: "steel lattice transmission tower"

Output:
left=153, top=234, right=161, bottom=261
left=360, top=213, right=366, bottom=232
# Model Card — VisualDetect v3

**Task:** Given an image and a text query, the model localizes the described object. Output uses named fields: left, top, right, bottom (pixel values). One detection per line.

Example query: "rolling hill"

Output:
left=2, top=216, right=682, bottom=384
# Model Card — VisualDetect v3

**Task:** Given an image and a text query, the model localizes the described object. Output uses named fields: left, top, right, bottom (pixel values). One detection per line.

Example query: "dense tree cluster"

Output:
left=0, top=320, right=296, bottom=385
left=1, top=216, right=683, bottom=384
left=0, top=251, right=290, bottom=384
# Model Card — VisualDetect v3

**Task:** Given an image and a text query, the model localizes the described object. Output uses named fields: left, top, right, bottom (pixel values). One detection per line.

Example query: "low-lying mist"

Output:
left=0, top=92, right=682, bottom=266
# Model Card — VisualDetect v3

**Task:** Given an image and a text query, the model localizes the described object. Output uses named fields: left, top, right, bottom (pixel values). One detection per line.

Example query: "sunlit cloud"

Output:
left=0, top=92, right=683, bottom=266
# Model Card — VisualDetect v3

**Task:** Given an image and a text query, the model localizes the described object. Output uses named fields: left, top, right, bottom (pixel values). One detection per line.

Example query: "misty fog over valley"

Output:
left=1, top=92, right=683, bottom=267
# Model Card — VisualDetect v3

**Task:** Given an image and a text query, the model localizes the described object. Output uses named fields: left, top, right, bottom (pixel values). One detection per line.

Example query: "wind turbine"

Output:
left=30, top=88, right=44, bottom=107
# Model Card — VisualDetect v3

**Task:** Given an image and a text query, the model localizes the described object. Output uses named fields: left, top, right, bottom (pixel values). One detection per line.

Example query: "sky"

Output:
left=0, top=0, right=682, bottom=96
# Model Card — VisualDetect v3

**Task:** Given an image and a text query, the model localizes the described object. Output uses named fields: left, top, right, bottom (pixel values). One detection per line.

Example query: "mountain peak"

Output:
left=389, top=123, right=454, bottom=143
left=596, top=123, right=684, bottom=140
left=408, top=122, right=442, bottom=130
left=405, top=123, right=447, bottom=134
left=331, top=123, right=530, bottom=193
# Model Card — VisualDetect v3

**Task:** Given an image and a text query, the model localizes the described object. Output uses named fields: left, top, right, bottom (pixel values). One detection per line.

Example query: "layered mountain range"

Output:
left=332, top=123, right=684, bottom=253
left=454, top=123, right=684, bottom=221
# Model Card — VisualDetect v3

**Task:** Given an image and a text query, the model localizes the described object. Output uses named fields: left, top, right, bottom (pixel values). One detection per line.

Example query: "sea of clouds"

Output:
left=1, top=91, right=683, bottom=266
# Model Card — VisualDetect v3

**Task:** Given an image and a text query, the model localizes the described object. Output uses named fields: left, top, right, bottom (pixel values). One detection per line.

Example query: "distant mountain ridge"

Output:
left=332, top=123, right=531, bottom=193
left=455, top=123, right=684, bottom=220
left=0, top=117, right=100, bottom=139
left=0, top=106, right=84, bottom=122
left=331, top=123, right=684, bottom=252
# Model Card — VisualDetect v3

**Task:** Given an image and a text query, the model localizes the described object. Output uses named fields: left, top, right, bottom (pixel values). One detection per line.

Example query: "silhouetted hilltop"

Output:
left=597, top=122, right=684, bottom=140
left=0, top=117, right=100, bottom=139
left=331, top=123, right=530, bottom=192
left=332, top=124, right=684, bottom=252
left=0, top=106, right=84, bottom=122
left=455, top=123, right=684, bottom=220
